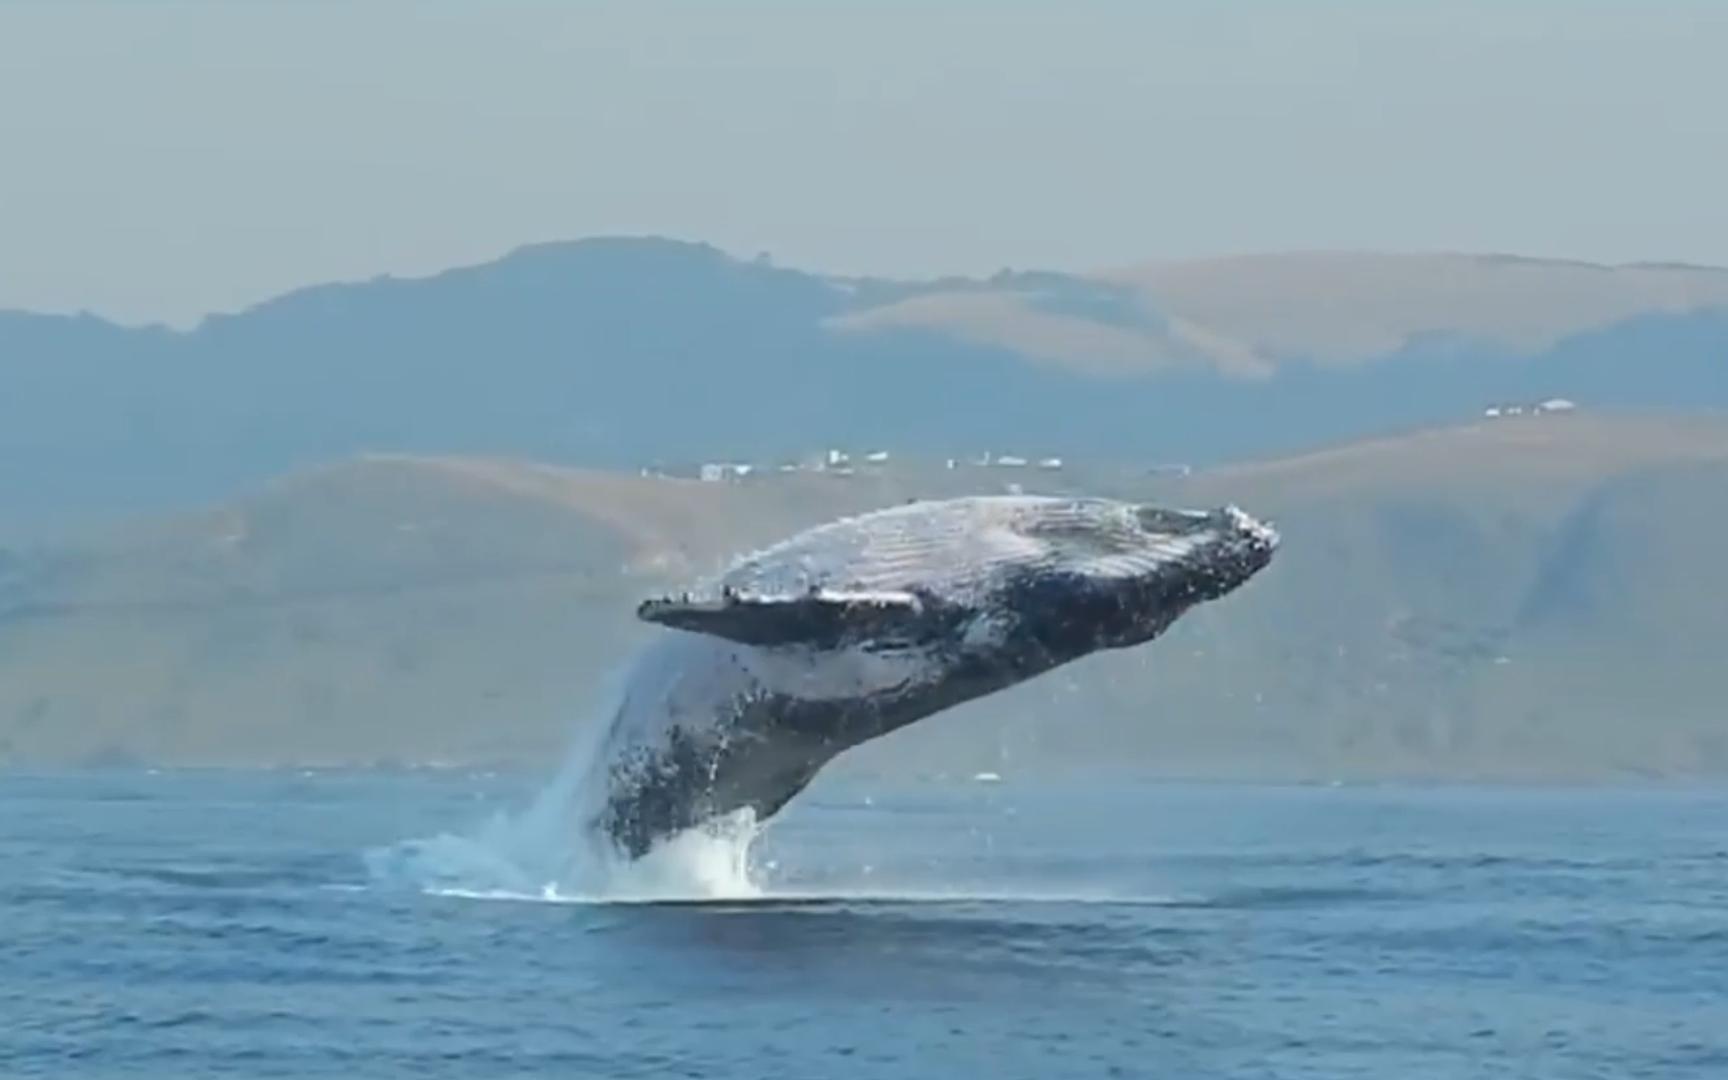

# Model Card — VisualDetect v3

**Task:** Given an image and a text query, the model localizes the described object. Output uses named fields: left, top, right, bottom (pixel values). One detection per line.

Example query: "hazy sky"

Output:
left=2, top=1, right=1724, bottom=326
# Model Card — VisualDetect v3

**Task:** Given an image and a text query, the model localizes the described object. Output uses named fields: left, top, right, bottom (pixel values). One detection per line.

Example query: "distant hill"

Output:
left=3, top=238, right=1725, bottom=529
left=4, top=413, right=1725, bottom=781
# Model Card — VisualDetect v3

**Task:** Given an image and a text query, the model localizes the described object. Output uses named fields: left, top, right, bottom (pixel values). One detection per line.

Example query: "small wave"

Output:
left=113, top=865, right=337, bottom=891
left=1165, top=884, right=1406, bottom=910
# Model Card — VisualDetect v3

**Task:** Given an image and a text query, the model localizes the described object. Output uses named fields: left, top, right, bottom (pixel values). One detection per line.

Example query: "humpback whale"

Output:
left=587, top=494, right=1278, bottom=859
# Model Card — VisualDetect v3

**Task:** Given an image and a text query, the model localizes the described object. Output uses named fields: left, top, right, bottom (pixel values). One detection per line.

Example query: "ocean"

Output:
left=6, top=768, right=1727, bottom=1078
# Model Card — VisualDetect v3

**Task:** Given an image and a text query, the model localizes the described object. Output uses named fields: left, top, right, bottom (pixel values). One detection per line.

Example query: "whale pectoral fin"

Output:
left=636, top=588, right=936, bottom=647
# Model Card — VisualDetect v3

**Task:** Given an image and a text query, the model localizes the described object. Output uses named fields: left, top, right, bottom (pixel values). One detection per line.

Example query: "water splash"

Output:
left=362, top=665, right=766, bottom=904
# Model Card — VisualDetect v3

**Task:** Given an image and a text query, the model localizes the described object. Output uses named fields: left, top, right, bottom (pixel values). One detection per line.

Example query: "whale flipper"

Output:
left=636, top=587, right=944, bottom=648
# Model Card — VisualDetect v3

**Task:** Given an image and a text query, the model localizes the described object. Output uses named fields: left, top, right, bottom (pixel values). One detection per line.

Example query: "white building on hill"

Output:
left=699, top=463, right=754, bottom=482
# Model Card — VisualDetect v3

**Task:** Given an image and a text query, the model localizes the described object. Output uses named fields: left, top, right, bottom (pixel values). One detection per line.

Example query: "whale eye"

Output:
left=1135, top=506, right=1214, bottom=536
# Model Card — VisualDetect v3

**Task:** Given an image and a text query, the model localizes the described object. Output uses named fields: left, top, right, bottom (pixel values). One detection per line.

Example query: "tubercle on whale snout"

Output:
left=1219, top=504, right=1281, bottom=552
left=1155, top=508, right=1279, bottom=608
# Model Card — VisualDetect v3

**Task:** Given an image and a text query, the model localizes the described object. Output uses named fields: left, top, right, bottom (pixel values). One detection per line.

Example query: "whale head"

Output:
left=634, top=492, right=1279, bottom=664
left=1132, top=503, right=1280, bottom=602
left=1007, top=499, right=1279, bottom=659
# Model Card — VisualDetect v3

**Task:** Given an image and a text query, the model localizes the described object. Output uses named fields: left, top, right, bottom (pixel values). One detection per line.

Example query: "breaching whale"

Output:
left=587, top=494, right=1278, bottom=859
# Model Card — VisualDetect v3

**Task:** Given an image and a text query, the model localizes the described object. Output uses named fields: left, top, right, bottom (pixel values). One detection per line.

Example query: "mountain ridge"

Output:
left=3, top=237, right=1725, bottom=531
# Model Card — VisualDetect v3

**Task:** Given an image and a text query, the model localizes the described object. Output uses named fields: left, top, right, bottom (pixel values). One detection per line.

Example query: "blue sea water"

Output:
left=6, top=768, right=1728, bottom=1079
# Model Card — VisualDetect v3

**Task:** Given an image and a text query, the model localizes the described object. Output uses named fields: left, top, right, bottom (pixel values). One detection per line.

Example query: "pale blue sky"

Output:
left=2, top=1, right=1724, bottom=326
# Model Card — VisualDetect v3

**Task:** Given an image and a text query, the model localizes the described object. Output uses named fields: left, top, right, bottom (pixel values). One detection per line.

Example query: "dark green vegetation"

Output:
left=3, top=413, right=1725, bottom=780
left=4, top=238, right=1726, bottom=528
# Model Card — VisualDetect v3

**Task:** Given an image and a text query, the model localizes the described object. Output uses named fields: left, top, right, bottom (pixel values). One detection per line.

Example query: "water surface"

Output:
left=6, top=770, right=1727, bottom=1078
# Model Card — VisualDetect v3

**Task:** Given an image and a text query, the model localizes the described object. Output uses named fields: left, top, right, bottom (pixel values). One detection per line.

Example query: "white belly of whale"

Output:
left=599, top=630, right=944, bottom=759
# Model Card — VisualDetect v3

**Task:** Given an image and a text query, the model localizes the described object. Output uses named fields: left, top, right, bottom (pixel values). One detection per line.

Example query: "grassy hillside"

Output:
left=1133, top=415, right=1728, bottom=780
left=1108, top=253, right=1728, bottom=365
left=2, top=412, right=1725, bottom=781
